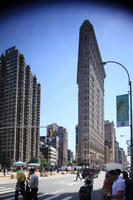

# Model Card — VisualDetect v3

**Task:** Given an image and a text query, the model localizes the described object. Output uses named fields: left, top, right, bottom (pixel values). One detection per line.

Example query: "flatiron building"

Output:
left=77, top=20, right=106, bottom=166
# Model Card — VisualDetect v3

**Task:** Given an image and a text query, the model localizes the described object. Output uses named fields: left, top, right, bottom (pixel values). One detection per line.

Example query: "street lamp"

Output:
left=100, top=60, right=133, bottom=179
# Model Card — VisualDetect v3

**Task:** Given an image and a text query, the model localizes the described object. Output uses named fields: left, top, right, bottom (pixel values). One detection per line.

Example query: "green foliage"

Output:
left=40, top=158, right=49, bottom=172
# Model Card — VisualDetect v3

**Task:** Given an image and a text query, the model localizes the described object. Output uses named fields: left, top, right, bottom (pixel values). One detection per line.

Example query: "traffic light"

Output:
left=49, top=128, right=53, bottom=138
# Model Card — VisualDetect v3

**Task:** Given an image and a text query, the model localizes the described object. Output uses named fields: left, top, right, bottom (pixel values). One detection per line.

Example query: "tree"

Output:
left=40, top=158, right=49, bottom=172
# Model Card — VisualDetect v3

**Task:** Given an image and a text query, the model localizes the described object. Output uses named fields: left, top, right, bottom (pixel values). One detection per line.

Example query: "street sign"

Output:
left=116, top=94, right=129, bottom=127
left=128, top=145, right=131, bottom=156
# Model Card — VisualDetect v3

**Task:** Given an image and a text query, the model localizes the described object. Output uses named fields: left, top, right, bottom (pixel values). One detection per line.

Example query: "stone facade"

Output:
left=104, top=120, right=115, bottom=163
left=77, top=20, right=105, bottom=166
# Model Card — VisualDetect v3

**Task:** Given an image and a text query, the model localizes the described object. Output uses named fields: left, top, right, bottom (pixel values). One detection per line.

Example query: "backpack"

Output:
left=79, top=186, right=88, bottom=193
left=79, top=186, right=91, bottom=200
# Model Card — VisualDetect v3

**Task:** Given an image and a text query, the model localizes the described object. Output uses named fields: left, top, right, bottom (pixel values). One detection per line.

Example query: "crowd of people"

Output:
left=102, top=169, right=133, bottom=200
left=15, top=167, right=39, bottom=200
left=2, top=165, right=133, bottom=200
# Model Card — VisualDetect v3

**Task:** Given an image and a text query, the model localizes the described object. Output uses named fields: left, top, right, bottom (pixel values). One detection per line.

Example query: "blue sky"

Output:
left=0, top=2, right=133, bottom=157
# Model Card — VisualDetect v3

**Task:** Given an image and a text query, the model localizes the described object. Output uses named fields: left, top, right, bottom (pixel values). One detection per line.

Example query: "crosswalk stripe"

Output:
left=38, top=193, right=49, bottom=197
left=62, top=197, right=73, bottom=200
left=0, top=189, right=15, bottom=194
left=0, top=187, right=6, bottom=189
left=0, top=188, right=13, bottom=191
left=3, top=197, right=15, bottom=200
left=42, top=194, right=60, bottom=200
left=0, top=192, right=14, bottom=198
left=3, top=196, right=22, bottom=200
left=0, top=192, right=49, bottom=200
left=51, top=189, right=65, bottom=194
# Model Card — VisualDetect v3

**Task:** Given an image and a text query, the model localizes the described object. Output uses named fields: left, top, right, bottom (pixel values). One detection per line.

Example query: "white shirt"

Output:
left=112, top=177, right=125, bottom=200
left=28, top=173, right=39, bottom=189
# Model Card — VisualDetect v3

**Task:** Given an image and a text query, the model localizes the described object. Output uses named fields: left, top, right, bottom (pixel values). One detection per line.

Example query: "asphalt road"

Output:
left=0, top=171, right=105, bottom=200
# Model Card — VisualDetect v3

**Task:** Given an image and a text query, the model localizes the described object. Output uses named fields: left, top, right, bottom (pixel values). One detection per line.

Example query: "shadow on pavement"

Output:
left=38, top=189, right=102, bottom=200
left=92, top=189, right=102, bottom=200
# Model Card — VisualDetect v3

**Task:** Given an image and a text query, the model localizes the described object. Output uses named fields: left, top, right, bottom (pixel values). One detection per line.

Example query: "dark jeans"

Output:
left=15, top=182, right=25, bottom=200
left=31, top=188, right=38, bottom=200
left=76, top=175, right=82, bottom=181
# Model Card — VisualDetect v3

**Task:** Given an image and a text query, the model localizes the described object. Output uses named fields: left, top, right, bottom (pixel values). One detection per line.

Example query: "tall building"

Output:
left=77, top=20, right=105, bottom=166
left=115, top=140, right=119, bottom=163
left=119, top=148, right=127, bottom=169
left=104, top=141, right=111, bottom=164
left=58, top=126, right=68, bottom=166
left=47, top=123, right=68, bottom=166
left=104, top=120, right=115, bottom=162
left=68, top=149, right=74, bottom=164
left=0, top=46, right=41, bottom=166
left=75, top=125, right=78, bottom=162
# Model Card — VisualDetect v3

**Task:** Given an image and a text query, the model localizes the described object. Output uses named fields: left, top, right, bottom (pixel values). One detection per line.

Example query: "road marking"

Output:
left=62, top=197, right=73, bottom=200
left=0, top=192, right=49, bottom=200
left=0, top=192, right=14, bottom=198
left=0, top=189, right=14, bottom=194
left=2, top=195, right=22, bottom=200
left=42, top=194, right=60, bottom=200
left=4, top=193, right=50, bottom=200
left=3, top=197, right=15, bottom=200
left=0, top=187, right=6, bottom=189
left=0, top=187, right=13, bottom=191
left=38, top=192, right=49, bottom=197
left=51, top=189, right=65, bottom=194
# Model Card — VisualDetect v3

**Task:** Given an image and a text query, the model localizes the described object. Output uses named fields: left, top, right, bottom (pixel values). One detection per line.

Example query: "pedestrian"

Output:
left=102, top=172, right=112, bottom=200
left=3, top=167, right=6, bottom=176
left=84, top=172, right=93, bottom=200
left=15, top=167, right=26, bottom=200
left=84, top=172, right=93, bottom=188
left=34, top=167, right=38, bottom=174
left=109, top=169, right=125, bottom=200
left=27, top=168, right=39, bottom=200
left=76, top=169, right=82, bottom=181
left=116, top=169, right=123, bottom=180
left=80, top=167, right=84, bottom=179
left=123, top=171, right=133, bottom=200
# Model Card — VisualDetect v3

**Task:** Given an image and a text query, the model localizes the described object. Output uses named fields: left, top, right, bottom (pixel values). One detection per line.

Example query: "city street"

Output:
left=0, top=171, right=105, bottom=200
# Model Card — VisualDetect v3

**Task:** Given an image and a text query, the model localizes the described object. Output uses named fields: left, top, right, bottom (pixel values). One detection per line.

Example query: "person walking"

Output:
left=15, top=167, right=26, bottom=200
left=3, top=167, right=6, bottom=176
left=109, top=169, right=125, bottom=200
left=76, top=169, right=82, bottom=181
left=123, top=171, right=133, bottom=200
left=84, top=172, right=93, bottom=200
left=102, top=172, right=112, bottom=200
left=27, top=168, right=39, bottom=200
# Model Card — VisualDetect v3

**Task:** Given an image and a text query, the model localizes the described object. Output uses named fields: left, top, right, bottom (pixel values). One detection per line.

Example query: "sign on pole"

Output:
left=116, top=94, right=129, bottom=127
left=128, top=145, right=131, bottom=156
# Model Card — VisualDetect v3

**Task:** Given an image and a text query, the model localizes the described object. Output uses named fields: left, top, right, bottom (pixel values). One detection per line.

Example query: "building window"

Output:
left=85, top=35, right=87, bottom=40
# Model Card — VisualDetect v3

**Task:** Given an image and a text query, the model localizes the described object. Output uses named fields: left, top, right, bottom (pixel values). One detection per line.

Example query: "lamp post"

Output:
left=100, top=60, right=133, bottom=180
